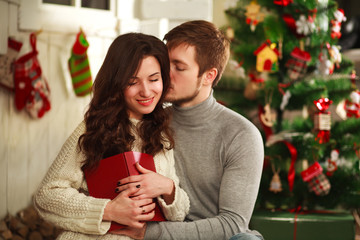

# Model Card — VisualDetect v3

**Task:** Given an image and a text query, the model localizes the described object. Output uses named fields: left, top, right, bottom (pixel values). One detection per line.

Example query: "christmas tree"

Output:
left=215, top=0, right=360, bottom=211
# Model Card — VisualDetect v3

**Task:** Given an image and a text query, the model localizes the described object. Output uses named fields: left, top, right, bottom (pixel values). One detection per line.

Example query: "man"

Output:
left=121, top=20, right=264, bottom=240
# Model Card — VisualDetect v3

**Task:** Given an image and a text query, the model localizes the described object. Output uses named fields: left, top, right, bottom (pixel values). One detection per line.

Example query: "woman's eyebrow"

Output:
left=149, top=72, right=161, bottom=77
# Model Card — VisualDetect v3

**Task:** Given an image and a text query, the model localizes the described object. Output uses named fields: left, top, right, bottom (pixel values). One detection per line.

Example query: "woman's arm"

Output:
left=33, top=122, right=112, bottom=235
left=34, top=122, right=156, bottom=235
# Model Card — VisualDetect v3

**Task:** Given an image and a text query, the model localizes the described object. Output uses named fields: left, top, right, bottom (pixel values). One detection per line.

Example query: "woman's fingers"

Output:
left=117, top=185, right=140, bottom=197
left=136, top=162, right=153, bottom=174
left=118, top=174, right=142, bottom=186
left=116, top=182, right=142, bottom=194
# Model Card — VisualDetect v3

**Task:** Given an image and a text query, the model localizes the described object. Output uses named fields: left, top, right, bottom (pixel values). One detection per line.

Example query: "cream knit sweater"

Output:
left=33, top=120, right=190, bottom=240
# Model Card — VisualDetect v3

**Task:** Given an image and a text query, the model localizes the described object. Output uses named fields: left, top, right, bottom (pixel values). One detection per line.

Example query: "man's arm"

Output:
left=144, top=126, right=264, bottom=240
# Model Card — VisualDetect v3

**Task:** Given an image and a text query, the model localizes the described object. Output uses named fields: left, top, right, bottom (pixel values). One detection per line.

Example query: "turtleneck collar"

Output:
left=172, top=91, right=220, bottom=126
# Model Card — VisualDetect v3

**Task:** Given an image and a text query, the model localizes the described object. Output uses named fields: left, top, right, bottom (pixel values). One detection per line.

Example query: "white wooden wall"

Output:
left=0, top=0, right=215, bottom=219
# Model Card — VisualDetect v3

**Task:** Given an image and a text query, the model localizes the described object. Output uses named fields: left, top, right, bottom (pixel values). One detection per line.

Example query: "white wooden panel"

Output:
left=168, top=20, right=188, bottom=32
left=19, top=0, right=118, bottom=34
left=27, top=118, right=50, bottom=201
left=39, top=6, right=118, bottom=34
left=139, top=19, right=163, bottom=38
left=0, top=89, right=11, bottom=219
left=119, top=18, right=141, bottom=34
left=0, top=1, right=9, bottom=54
left=8, top=2, right=19, bottom=37
left=27, top=38, right=50, bottom=200
left=141, top=0, right=212, bottom=21
left=117, top=0, right=137, bottom=19
left=7, top=108, right=30, bottom=215
left=47, top=33, right=76, bottom=168
left=19, top=0, right=41, bottom=30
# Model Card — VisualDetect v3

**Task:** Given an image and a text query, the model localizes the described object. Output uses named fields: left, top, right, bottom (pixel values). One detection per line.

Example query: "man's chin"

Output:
left=164, top=92, right=176, bottom=102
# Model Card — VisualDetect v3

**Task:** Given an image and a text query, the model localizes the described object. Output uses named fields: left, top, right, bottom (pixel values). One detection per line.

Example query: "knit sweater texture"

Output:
left=145, top=93, right=264, bottom=240
left=33, top=119, right=190, bottom=240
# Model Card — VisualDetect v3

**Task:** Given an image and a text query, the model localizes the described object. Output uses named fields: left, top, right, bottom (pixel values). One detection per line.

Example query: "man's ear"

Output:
left=203, top=67, right=218, bottom=86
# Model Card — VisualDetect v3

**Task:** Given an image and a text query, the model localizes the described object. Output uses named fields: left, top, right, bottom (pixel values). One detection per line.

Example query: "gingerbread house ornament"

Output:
left=254, top=40, right=280, bottom=73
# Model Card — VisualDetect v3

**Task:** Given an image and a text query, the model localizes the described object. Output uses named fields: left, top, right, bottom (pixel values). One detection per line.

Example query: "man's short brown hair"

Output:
left=164, top=20, right=230, bottom=87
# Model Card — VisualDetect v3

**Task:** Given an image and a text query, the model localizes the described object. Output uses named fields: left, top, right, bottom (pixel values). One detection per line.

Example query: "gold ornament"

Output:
left=245, top=0, right=265, bottom=31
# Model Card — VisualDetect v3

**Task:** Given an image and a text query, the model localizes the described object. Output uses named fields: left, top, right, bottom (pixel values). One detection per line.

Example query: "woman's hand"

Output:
left=103, top=187, right=155, bottom=228
left=116, top=163, right=175, bottom=204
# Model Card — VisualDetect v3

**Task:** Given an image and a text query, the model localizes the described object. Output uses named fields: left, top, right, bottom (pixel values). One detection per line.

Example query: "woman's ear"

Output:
left=203, top=67, right=218, bottom=86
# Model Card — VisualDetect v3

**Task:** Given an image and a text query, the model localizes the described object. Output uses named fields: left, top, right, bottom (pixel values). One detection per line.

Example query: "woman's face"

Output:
left=124, top=56, right=163, bottom=120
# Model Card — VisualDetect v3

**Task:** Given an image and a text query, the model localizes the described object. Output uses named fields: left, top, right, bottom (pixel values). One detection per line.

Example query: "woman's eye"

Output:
left=128, top=81, right=137, bottom=86
left=150, top=79, right=159, bottom=82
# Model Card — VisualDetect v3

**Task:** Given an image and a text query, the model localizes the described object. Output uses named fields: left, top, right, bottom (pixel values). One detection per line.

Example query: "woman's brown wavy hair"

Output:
left=79, top=33, right=174, bottom=171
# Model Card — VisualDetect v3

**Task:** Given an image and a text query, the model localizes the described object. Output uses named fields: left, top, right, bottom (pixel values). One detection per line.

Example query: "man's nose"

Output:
left=169, top=69, right=174, bottom=81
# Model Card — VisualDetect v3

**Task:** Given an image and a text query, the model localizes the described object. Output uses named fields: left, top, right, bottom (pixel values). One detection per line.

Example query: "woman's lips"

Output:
left=137, top=97, right=154, bottom=106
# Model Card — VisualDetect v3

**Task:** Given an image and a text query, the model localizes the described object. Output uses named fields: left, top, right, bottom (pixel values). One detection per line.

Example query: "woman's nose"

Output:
left=139, top=82, right=151, bottom=96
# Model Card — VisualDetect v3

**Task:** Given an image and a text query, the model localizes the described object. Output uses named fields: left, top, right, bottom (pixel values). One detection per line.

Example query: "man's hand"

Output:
left=110, top=223, right=147, bottom=240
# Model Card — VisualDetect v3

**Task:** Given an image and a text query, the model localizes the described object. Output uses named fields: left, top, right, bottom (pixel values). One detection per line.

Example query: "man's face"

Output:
left=165, top=44, right=203, bottom=107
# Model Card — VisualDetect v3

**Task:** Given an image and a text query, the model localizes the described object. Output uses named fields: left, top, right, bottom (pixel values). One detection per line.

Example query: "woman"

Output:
left=33, top=33, right=190, bottom=240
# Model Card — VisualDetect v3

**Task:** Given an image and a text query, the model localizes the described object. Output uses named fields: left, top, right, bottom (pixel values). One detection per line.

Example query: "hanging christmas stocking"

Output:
left=301, top=161, right=331, bottom=196
left=0, top=38, right=23, bottom=91
left=14, top=33, right=51, bottom=118
left=68, top=31, right=92, bottom=96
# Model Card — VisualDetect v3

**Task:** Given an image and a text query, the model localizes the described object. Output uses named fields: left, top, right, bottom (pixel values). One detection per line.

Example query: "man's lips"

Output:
left=137, top=97, right=154, bottom=106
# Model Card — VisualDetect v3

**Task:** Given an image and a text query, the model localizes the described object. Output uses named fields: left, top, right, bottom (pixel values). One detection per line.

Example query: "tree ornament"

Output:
left=317, top=48, right=334, bottom=75
left=269, top=164, right=282, bottom=193
left=226, top=59, right=245, bottom=78
left=244, top=0, right=265, bottom=32
left=226, top=27, right=235, bottom=41
left=244, top=72, right=264, bottom=100
left=331, top=9, right=346, bottom=39
left=260, top=89, right=276, bottom=127
left=296, top=15, right=316, bottom=36
left=318, top=0, right=329, bottom=31
left=273, top=0, right=293, bottom=7
left=283, top=14, right=301, bottom=37
left=278, top=38, right=283, bottom=59
left=313, top=97, right=332, bottom=144
left=285, top=46, right=311, bottom=81
left=301, top=161, right=331, bottom=196
left=325, top=149, right=340, bottom=176
left=327, top=43, right=342, bottom=69
left=254, top=40, right=280, bottom=73
left=344, top=90, right=360, bottom=118
left=351, top=70, right=357, bottom=89
left=280, top=90, right=291, bottom=110
left=260, top=104, right=276, bottom=127
left=354, top=143, right=360, bottom=160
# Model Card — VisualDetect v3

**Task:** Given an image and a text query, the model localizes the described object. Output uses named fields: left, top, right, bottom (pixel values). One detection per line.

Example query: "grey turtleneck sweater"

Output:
left=145, top=93, right=264, bottom=240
